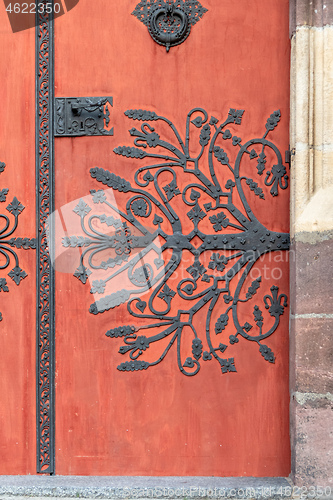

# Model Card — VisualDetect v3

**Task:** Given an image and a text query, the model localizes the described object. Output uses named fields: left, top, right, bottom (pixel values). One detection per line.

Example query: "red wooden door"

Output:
left=53, top=0, right=290, bottom=476
left=0, top=10, right=36, bottom=473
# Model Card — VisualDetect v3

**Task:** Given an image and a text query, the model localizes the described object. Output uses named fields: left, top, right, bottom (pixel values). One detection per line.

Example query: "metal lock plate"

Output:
left=54, top=97, right=113, bottom=137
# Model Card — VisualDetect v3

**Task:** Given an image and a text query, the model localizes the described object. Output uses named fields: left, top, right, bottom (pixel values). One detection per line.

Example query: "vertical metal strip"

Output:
left=36, top=0, right=55, bottom=474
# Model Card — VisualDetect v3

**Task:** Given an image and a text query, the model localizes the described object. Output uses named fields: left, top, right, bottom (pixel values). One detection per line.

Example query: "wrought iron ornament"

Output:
left=132, top=0, right=207, bottom=52
left=0, top=160, right=35, bottom=323
left=55, top=97, right=113, bottom=137
left=36, top=0, right=55, bottom=474
left=65, top=107, right=289, bottom=377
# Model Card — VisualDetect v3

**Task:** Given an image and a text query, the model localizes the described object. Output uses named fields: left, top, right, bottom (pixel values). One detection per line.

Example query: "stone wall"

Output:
left=290, top=0, right=333, bottom=486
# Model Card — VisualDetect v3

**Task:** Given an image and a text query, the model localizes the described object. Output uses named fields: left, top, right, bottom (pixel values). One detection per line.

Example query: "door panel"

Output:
left=54, top=0, right=290, bottom=475
left=0, top=12, right=36, bottom=474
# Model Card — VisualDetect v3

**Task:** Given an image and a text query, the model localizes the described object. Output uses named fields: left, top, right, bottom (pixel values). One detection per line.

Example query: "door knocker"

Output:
left=132, top=0, right=208, bottom=52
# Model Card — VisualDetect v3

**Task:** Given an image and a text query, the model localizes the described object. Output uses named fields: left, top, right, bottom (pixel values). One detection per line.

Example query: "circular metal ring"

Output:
left=148, top=4, right=191, bottom=52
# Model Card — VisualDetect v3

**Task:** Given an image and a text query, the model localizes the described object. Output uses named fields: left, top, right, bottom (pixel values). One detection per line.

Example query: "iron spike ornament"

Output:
left=63, top=107, right=290, bottom=376
left=132, top=0, right=208, bottom=52
left=0, top=160, right=36, bottom=321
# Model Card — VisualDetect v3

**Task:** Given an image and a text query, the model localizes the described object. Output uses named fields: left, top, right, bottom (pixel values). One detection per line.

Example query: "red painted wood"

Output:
left=0, top=9, right=36, bottom=474
left=54, top=0, right=290, bottom=475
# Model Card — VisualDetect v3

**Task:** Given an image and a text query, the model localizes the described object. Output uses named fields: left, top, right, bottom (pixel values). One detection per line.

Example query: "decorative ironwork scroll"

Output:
left=0, top=160, right=36, bottom=322
left=132, top=0, right=207, bottom=52
left=64, top=107, right=290, bottom=377
left=54, top=97, right=114, bottom=137
left=36, top=0, right=55, bottom=474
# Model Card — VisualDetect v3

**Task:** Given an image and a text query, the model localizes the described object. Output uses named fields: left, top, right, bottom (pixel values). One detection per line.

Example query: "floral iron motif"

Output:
left=64, top=106, right=289, bottom=376
left=0, top=160, right=36, bottom=320
left=132, top=0, right=208, bottom=52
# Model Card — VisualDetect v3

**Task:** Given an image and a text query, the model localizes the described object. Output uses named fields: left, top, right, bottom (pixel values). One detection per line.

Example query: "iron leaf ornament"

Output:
left=132, top=0, right=208, bottom=52
left=0, top=160, right=36, bottom=321
left=64, top=107, right=290, bottom=376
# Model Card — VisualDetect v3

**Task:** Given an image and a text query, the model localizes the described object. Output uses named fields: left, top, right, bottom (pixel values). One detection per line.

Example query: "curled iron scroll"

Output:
left=63, top=106, right=290, bottom=377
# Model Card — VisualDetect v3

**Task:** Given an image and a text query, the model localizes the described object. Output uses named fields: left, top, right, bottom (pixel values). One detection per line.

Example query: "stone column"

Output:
left=290, top=0, right=333, bottom=487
